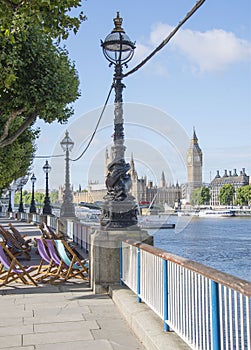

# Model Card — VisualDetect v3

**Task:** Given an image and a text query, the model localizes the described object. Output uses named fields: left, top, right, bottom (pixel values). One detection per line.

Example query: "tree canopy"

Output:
left=0, top=0, right=85, bottom=41
left=235, top=185, right=251, bottom=206
left=0, top=1, right=84, bottom=188
left=0, top=126, right=37, bottom=189
left=190, top=186, right=211, bottom=206
left=218, top=184, right=235, bottom=206
left=0, top=25, right=80, bottom=148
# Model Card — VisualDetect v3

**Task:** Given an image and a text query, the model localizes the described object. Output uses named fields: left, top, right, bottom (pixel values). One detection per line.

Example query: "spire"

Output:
left=160, top=171, right=166, bottom=188
left=192, top=127, right=198, bottom=145
left=129, top=153, right=137, bottom=180
left=130, top=152, right=135, bottom=171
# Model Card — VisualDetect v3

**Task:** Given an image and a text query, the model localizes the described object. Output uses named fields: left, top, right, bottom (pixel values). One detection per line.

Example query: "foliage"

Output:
left=218, top=184, right=235, bottom=205
left=0, top=25, right=80, bottom=148
left=235, top=185, right=251, bottom=206
left=0, top=0, right=86, bottom=41
left=0, top=127, right=36, bottom=189
left=14, top=190, right=59, bottom=207
left=190, top=186, right=211, bottom=205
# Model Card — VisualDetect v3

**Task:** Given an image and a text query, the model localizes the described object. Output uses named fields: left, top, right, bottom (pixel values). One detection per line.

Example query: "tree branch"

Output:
left=0, top=112, right=37, bottom=148
left=0, top=108, right=25, bottom=143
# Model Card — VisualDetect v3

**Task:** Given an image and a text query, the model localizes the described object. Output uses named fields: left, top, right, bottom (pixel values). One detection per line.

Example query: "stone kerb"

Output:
left=90, top=228, right=153, bottom=294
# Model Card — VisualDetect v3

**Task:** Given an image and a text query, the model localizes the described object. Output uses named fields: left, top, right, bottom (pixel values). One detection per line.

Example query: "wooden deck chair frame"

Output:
left=42, top=239, right=69, bottom=283
left=39, top=223, right=64, bottom=240
left=8, top=223, right=32, bottom=251
left=54, top=240, right=88, bottom=281
left=0, top=225, right=27, bottom=259
left=0, top=243, right=37, bottom=287
left=34, top=238, right=65, bottom=283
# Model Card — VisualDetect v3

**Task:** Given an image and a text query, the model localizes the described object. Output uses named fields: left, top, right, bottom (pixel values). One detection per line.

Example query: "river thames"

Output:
left=153, top=216, right=251, bottom=282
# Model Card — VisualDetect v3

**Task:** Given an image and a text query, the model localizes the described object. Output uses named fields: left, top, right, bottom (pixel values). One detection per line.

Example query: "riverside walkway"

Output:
left=0, top=218, right=188, bottom=350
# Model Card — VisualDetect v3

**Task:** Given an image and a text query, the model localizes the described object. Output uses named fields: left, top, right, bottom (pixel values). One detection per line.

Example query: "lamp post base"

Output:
left=100, top=198, right=138, bottom=229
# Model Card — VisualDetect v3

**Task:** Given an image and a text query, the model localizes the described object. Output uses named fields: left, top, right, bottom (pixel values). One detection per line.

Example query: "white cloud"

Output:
left=138, top=23, right=251, bottom=72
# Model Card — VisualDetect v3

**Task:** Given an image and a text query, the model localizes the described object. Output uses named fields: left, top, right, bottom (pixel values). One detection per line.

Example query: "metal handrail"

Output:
left=121, top=240, right=251, bottom=350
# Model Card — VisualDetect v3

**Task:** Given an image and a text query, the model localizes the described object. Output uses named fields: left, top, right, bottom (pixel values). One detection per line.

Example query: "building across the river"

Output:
left=209, top=168, right=249, bottom=206
left=68, top=129, right=201, bottom=209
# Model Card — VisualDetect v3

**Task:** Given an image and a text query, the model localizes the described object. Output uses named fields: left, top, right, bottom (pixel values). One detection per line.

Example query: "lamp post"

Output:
left=29, top=173, right=37, bottom=214
left=100, top=12, right=138, bottom=229
left=18, top=184, right=24, bottom=213
left=60, top=130, right=76, bottom=218
left=7, top=188, right=12, bottom=213
left=42, top=160, right=52, bottom=215
left=18, top=176, right=28, bottom=213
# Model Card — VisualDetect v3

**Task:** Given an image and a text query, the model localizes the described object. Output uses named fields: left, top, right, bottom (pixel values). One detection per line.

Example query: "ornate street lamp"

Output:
left=18, top=176, right=28, bottom=213
left=42, top=160, right=52, bottom=215
left=60, top=130, right=76, bottom=218
left=100, top=12, right=138, bottom=229
left=29, top=173, right=37, bottom=214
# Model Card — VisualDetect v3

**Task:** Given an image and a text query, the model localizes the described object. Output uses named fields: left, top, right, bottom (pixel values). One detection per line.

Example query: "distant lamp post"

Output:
left=7, top=188, right=12, bottom=212
left=29, top=173, right=37, bottom=214
left=60, top=131, right=76, bottom=219
left=100, top=12, right=138, bottom=229
left=18, top=176, right=28, bottom=213
left=42, top=160, right=52, bottom=215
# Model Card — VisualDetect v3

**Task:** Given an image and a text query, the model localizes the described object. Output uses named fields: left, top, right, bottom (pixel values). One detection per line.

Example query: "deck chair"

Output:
left=34, top=238, right=65, bottom=283
left=54, top=240, right=88, bottom=281
left=0, top=225, right=30, bottom=259
left=8, top=223, right=33, bottom=250
left=0, top=243, right=37, bottom=287
left=39, top=223, right=64, bottom=240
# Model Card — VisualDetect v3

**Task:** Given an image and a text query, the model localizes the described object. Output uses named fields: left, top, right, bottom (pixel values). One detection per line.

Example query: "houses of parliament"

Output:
left=69, top=129, right=249, bottom=208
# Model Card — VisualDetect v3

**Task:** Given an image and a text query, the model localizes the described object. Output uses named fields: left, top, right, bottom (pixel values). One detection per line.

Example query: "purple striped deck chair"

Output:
left=35, top=238, right=63, bottom=282
left=0, top=244, right=37, bottom=286
left=43, top=239, right=67, bottom=282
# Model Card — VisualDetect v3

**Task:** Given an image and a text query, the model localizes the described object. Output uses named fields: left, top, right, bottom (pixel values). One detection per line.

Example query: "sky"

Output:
left=28, top=0, right=251, bottom=192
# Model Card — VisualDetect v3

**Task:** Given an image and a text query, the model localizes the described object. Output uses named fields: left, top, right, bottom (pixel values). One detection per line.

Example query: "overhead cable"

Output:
left=70, top=82, right=114, bottom=162
left=123, top=0, right=206, bottom=78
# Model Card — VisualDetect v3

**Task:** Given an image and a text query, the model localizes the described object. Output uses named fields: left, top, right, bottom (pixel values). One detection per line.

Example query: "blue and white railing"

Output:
left=120, top=240, right=251, bottom=350
left=71, top=221, right=94, bottom=254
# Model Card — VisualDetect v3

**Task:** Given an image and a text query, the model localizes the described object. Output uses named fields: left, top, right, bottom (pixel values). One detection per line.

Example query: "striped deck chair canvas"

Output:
left=34, top=238, right=63, bottom=283
left=0, top=244, right=37, bottom=287
left=54, top=240, right=88, bottom=281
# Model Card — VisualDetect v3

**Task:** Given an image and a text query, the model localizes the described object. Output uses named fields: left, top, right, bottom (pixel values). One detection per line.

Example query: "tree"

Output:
left=0, top=1, right=86, bottom=41
left=190, top=188, right=202, bottom=206
left=218, top=184, right=235, bottom=206
left=235, top=185, right=251, bottom=206
left=0, top=127, right=37, bottom=189
left=191, top=186, right=211, bottom=206
left=0, top=26, right=80, bottom=148
left=201, top=186, right=211, bottom=205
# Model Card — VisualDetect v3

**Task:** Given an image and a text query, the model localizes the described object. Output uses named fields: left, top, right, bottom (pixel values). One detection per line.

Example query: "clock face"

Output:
left=195, top=155, right=200, bottom=162
left=187, top=156, right=192, bottom=163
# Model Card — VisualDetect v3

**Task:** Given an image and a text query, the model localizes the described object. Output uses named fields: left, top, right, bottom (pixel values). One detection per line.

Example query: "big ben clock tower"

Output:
left=187, top=128, right=203, bottom=200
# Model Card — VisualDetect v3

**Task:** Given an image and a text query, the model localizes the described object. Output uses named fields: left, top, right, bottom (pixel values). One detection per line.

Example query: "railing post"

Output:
left=210, top=280, right=220, bottom=350
left=163, top=259, right=169, bottom=332
left=120, top=241, right=124, bottom=286
left=137, top=247, right=141, bottom=302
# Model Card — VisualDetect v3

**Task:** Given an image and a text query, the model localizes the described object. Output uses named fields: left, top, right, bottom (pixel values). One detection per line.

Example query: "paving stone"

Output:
left=0, top=347, right=34, bottom=350
left=25, top=299, right=80, bottom=310
left=0, top=335, right=22, bottom=349
left=0, top=317, right=23, bottom=327
left=23, top=329, right=94, bottom=346
left=36, top=339, right=114, bottom=350
left=34, top=320, right=100, bottom=333
left=23, top=313, right=85, bottom=324
left=92, top=328, right=145, bottom=349
left=0, top=324, right=33, bottom=336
